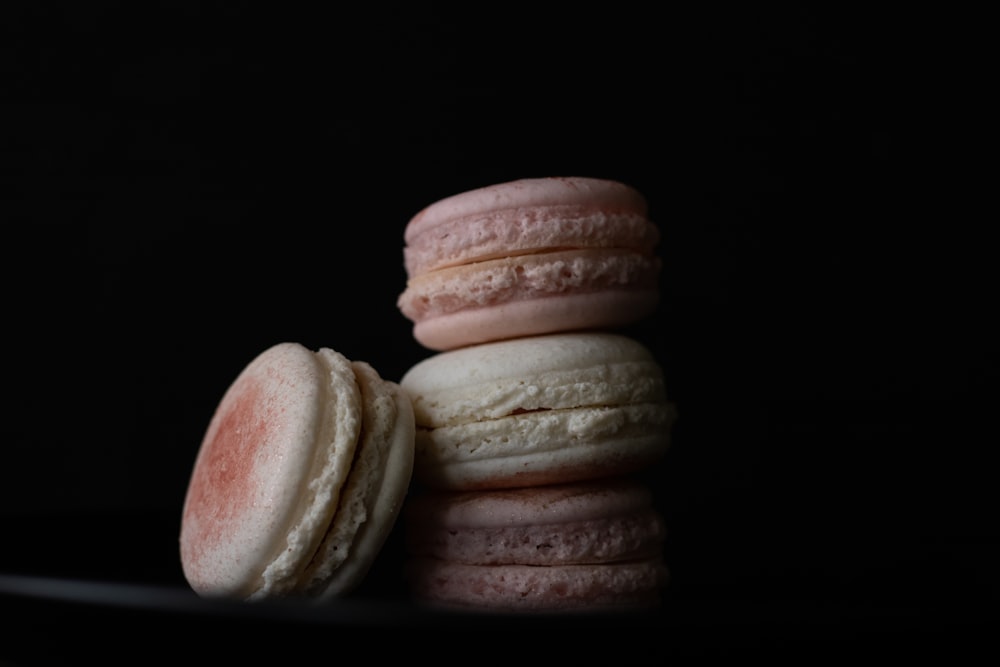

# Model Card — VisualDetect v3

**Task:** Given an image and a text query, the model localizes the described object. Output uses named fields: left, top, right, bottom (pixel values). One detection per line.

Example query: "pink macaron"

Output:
left=404, top=477, right=669, bottom=613
left=397, top=176, right=662, bottom=351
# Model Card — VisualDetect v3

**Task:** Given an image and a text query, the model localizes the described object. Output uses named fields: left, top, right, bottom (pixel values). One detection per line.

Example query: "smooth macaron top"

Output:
left=405, top=476, right=656, bottom=529
left=403, top=176, right=659, bottom=277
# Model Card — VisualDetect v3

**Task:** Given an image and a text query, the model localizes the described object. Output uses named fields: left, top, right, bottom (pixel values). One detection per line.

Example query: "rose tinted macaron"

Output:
left=397, top=176, right=662, bottom=351
left=404, top=477, right=669, bottom=613
left=179, top=342, right=415, bottom=601
left=399, top=332, right=676, bottom=491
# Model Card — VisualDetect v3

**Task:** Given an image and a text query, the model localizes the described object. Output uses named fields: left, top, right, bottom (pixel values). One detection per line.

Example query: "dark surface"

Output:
left=2, top=2, right=992, bottom=661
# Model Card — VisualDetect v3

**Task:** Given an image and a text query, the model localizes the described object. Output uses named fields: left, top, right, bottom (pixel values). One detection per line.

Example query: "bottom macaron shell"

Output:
left=411, top=289, right=658, bottom=352
left=413, top=415, right=671, bottom=491
left=404, top=477, right=667, bottom=566
left=406, top=558, right=668, bottom=614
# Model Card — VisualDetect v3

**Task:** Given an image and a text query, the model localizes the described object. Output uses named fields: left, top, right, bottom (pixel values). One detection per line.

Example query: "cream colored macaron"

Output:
left=179, top=342, right=415, bottom=601
left=399, top=332, right=677, bottom=491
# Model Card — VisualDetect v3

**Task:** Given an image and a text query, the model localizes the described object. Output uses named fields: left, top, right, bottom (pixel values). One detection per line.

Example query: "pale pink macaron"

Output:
left=179, top=342, right=415, bottom=601
left=397, top=176, right=662, bottom=351
left=404, top=477, right=669, bottom=613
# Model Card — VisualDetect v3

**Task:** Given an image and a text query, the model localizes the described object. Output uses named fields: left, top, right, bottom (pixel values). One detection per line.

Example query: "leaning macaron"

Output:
left=404, top=477, right=669, bottom=613
left=397, top=176, right=662, bottom=351
left=179, top=342, right=415, bottom=601
left=399, top=332, right=676, bottom=491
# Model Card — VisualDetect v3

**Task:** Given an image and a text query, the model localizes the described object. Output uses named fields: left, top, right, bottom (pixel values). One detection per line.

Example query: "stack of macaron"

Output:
left=176, top=175, right=675, bottom=613
left=396, top=177, right=677, bottom=613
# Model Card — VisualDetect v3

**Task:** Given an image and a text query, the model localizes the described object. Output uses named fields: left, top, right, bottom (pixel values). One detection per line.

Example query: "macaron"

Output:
left=404, top=477, right=669, bottom=613
left=179, top=342, right=415, bottom=601
left=399, top=331, right=676, bottom=491
left=397, top=176, right=662, bottom=351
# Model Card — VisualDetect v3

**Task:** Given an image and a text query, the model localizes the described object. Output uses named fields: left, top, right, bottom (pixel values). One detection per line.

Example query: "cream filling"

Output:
left=248, top=348, right=362, bottom=600
left=409, top=362, right=668, bottom=429
left=294, top=362, right=403, bottom=596
left=414, top=403, right=676, bottom=465
left=398, top=249, right=660, bottom=322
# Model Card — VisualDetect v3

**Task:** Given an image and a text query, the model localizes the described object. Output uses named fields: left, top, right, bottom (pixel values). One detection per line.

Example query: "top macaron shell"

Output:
left=402, top=176, right=659, bottom=276
left=397, top=177, right=662, bottom=351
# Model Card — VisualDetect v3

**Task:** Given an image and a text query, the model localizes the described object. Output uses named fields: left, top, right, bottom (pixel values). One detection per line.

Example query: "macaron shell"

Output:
left=405, top=558, right=668, bottom=613
left=410, top=289, right=659, bottom=352
left=179, top=343, right=362, bottom=599
left=406, top=479, right=666, bottom=565
left=403, top=176, right=651, bottom=247
left=404, top=202, right=658, bottom=276
left=401, top=332, right=669, bottom=427
left=407, top=477, right=656, bottom=527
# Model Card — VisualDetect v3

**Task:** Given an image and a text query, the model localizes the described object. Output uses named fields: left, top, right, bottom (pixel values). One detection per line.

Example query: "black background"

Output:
left=1, top=2, right=992, bottom=660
